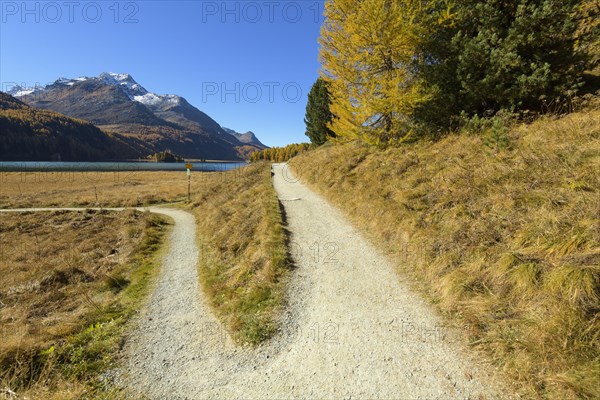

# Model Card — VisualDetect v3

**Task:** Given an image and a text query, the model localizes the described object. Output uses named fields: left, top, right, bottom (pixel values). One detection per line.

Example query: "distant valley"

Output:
left=2, top=73, right=267, bottom=161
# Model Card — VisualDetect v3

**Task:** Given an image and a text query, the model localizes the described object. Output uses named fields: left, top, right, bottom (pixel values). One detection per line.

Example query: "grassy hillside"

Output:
left=290, top=105, right=600, bottom=399
left=0, top=209, right=168, bottom=399
left=0, top=92, right=140, bottom=161
left=190, top=164, right=290, bottom=345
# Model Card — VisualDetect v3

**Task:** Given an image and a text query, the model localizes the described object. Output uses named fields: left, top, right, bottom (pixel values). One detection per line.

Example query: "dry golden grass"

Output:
left=290, top=105, right=600, bottom=399
left=0, top=209, right=168, bottom=398
left=0, top=165, right=291, bottom=347
left=190, top=163, right=290, bottom=345
left=0, top=170, right=192, bottom=208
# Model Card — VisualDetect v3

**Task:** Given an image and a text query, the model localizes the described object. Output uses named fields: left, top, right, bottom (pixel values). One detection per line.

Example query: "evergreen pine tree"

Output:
left=304, top=78, right=335, bottom=146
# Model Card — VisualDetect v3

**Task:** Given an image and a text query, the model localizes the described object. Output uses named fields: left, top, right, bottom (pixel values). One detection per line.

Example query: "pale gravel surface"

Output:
left=1, top=169, right=512, bottom=399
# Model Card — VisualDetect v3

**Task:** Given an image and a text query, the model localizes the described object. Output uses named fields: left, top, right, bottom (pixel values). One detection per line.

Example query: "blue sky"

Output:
left=0, top=1, right=326, bottom=147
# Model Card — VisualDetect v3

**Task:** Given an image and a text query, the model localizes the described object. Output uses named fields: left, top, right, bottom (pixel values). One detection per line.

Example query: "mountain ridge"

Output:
left=8, top=73, right=268, bottom=160
left=222, top=127, right=268, bottom=148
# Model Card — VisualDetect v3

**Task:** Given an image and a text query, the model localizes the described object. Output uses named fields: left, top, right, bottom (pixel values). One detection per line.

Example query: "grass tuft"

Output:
left=190, top=164, right=290, bottom=345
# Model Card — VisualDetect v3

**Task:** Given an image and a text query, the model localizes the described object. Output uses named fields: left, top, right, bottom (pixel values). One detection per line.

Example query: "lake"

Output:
left=0, top=161, right=247, bottom=172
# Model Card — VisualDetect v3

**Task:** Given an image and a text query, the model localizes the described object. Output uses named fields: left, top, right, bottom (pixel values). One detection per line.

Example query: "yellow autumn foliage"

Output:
left=319, top=0, right=451, bottom=145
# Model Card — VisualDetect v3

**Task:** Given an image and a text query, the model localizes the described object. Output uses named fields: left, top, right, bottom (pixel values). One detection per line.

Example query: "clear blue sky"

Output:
left=0, top=1, right=326, bottom=147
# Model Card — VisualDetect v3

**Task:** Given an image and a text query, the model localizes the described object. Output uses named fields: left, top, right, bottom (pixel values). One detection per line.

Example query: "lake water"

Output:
left=0, top=161, right=247, bottom=172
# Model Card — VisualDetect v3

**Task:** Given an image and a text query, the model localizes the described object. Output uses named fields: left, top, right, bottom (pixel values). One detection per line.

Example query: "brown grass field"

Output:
left=290, top=105, right=600, bottom=399
left=0, top=170, right=190, bottom=208
left=0, top=209, right=168, bottom=398
left=0, top=164, right=289, bottom=398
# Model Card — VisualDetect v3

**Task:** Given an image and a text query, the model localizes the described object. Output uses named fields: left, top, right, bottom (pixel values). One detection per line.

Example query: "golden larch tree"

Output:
left=319, top=0, right=443, bottom=145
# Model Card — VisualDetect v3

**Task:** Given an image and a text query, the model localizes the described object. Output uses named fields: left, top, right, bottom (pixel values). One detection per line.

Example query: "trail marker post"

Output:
left=185, top=163, right=193, bottom=201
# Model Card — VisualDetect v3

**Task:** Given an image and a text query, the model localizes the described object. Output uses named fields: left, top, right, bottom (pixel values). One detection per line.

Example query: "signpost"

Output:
left=185, top=163, right=193, bottom=201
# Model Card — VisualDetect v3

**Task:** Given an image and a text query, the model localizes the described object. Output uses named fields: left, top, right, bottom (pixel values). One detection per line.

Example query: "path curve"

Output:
left=0, top=169, right=510, bottom=399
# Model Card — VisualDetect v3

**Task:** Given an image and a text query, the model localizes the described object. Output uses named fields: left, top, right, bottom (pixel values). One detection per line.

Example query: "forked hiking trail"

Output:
left=120, top=163, right=509, bottom=399
left=0, top=164, right=510, bottom=399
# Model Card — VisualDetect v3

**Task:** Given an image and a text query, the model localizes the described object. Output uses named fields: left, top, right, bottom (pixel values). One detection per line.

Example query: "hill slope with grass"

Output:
left=289, top=104, right=600, bottom=399
left=0, top=92, right=140, bottom=161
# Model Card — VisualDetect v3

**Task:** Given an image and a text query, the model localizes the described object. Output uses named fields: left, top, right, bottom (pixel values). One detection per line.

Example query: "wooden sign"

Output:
left=186, top=163, right=192, bottom=201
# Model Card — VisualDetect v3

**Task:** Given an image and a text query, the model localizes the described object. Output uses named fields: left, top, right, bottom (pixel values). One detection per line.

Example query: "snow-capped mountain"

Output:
left=9, top=72, right=182, bottom=109
left=133, top=92, right=180, bottom=107
left=7, top=83, right=46, bottom=97
left=97, top=72, right=148, bottom=98
left=8, top=73, right=267, bottom=160
left=97, top=73, right=183, bottom=108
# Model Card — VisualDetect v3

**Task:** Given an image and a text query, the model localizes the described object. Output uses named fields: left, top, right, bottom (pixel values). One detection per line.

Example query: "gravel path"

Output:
left=121, top=164, right=509, bottom=399
left=1, top=170, right=511, bottom=399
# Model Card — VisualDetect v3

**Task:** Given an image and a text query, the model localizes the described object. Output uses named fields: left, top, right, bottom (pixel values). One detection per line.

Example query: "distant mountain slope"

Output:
left=222, top=127, right=268, bottom=148
left=9, top=73, right=267, bottom=160
left=0, top=92, right=140, bottom=161
left=0, top=92, right=27, bottom=110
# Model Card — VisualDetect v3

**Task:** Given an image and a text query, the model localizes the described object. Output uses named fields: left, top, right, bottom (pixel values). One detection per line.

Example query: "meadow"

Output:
left=0, top=170, right=190, bottom=208
left=0, top=209, right=168, bottom=398
left=0, top=164, right=290, bottom=398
